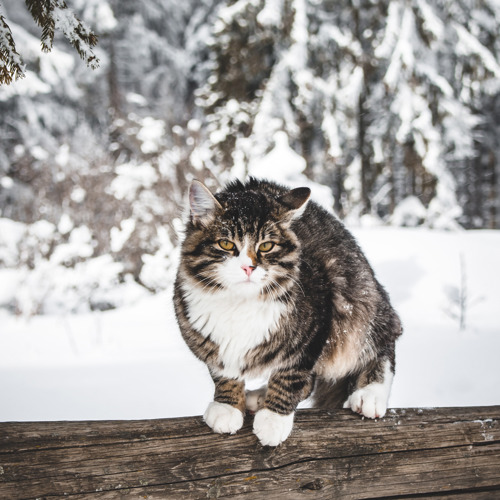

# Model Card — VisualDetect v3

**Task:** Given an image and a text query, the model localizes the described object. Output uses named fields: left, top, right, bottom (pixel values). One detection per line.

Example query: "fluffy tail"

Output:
left=312, top=377, right=351, bottom=410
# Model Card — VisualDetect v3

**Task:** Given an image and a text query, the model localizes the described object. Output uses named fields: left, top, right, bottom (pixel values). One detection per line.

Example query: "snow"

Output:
left=454, top=22, right=500, bottom=78
left=137, top=117, right=166, bottom=154
left=51, top=226, right=93, bottom=265
left=322, top=110, right=342, bottom=158
left=250, top=131, right=306, bottom=180
left=0, top=10, right=25, bottom=80
left=1, top=227, right=499, bottom=422
left=110, top=219, right=136, bottom=253
left=364, top=228, right=500, bottom=408
left=249, top=131, right=335, bottom=210
left=108, top=162, right=159, bottom=201
left=0, top=21, right=81, bottom=100
left=287, top=0, right=308, bottom=70
left=0, top=218, right=25, bottom=267
left=0, top=217, right=151, bottom=315
left=321, top=25, right=362, bottom=58
left=416, top=0, right=444, bottom=42
left=81, top=1, right=117, bottom=34
left=390, top=196, right=427, bottom=227
left=257, top=0, right=283, bottom=27
left=52, top=5, right=99, bottom=69
left=139, top=228, right=177, bottom=292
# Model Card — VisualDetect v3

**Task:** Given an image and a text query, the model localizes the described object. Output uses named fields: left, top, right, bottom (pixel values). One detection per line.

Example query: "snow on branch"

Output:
left=454, top=22, right=500, bottom=78
left=24, top=0, right=99, bottom=69
left=0, top=13, right=26, bottom=84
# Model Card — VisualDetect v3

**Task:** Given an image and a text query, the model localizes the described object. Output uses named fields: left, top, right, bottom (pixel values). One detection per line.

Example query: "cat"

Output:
left=173, top=177, right=402, bottom=446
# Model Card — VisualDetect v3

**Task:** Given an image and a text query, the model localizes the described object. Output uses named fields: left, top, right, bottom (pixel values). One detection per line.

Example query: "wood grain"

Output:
left=1, top=406, right=499, bottom=499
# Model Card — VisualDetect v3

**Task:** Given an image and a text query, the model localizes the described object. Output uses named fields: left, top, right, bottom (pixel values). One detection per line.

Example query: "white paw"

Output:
left=344, top=383, right=389, bottom=419
left=245, top=387, right=267, bottom=413
left=203, top=402, right=244, bottom=434
left=253, top=408, right=294, bottom=446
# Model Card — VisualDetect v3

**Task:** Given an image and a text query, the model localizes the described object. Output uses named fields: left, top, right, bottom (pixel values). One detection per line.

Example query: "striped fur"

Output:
left=173, top=178, right=402, bottom=445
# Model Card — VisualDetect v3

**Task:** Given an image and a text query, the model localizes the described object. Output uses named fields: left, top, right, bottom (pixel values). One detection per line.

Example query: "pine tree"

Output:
left=0, top=11, right=25, bottom=84
left=1, top=0, right=500, bottom=229
left=191, top=0, right=500, bottom=226
left=0, top=0, right=99, bottom=85
left=193, top=0, right=285, bottom=178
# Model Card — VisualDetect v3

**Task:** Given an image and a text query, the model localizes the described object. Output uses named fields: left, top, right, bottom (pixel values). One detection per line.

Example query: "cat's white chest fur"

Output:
left=183, top=285, right=285, bottom=379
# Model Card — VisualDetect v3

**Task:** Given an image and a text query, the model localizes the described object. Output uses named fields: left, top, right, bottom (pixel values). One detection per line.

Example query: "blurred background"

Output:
left=0, top=0, right=499, bottom=420
left=1, top=0, right=499, bottom=315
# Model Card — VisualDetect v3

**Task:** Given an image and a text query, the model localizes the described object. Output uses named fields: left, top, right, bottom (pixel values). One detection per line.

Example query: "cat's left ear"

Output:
left=279, top=187, right=311, bottom=220
left=189, top=180, right=222, bottom=224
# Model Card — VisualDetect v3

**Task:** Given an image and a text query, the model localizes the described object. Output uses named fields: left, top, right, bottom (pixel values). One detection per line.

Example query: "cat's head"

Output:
left=180, top=178, right=310, bottom=300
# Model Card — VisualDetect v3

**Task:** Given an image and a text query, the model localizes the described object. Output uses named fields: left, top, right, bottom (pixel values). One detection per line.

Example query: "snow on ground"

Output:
left=1, top=227, right=499, bottom=422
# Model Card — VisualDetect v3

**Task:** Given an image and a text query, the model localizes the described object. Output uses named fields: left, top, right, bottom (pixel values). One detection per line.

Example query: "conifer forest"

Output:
left=1, top=0, right=500, bottom=314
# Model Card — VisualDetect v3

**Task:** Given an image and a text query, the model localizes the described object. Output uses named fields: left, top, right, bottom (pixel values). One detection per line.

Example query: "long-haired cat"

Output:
left=174, top=178, right=402, bottom=446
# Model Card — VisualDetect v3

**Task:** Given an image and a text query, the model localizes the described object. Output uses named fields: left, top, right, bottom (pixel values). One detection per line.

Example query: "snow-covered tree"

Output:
left=198, top=0, right=499, bottom=225
left=1, top=0, right=500, bottom=315
left=0, top=0, right=219, bottom=313
left=368, top=0, right=500, bottom=228
left=0, top=9, right=24, bottom=84
left=0, top=0, right=99, bottom=85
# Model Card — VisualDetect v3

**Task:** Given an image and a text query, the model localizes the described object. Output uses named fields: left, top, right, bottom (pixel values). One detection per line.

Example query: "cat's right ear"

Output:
left=189, top=180, right=222, bottom=224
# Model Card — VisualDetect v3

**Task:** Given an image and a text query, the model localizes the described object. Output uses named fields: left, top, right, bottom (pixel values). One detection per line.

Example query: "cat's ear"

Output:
left=189, top=180, right=222, bottom=224
left=279, top=187, right=311, bottom=220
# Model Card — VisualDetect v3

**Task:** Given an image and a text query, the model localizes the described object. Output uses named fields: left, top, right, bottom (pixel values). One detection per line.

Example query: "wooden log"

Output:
left=1, top=406, right=499, bottom=499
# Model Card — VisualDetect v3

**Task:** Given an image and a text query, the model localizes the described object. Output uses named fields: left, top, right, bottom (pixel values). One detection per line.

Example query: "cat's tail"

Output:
left=311, top=377, right=351, bottom=410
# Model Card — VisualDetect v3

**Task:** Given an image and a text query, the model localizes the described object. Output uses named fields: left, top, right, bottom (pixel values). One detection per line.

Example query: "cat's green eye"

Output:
left=219, top=239, right=235, bottom=251
left=258, top=242, right=275, bottom=253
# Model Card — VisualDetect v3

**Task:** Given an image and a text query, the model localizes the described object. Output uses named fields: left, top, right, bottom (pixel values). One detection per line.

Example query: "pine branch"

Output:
left=0, top=13, right=25, bottom=85
left=25, top=0, right=55, bottom=51
left=24, top=0, right=99, bottom=68
left=52, top=4, right=99, bottom=69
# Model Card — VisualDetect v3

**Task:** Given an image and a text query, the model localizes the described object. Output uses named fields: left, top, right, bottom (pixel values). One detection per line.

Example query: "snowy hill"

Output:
left=1, top=227, right=499, bottom=422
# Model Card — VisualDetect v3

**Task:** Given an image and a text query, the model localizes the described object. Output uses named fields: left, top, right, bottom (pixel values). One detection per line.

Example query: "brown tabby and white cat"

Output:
left=174, top=178, right=402, bottom=446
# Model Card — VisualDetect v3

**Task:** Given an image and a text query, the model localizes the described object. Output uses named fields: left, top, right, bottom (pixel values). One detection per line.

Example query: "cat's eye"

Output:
left=258, top=242, right=275, bottom=253
left=218, top=239, right=235, bottom=251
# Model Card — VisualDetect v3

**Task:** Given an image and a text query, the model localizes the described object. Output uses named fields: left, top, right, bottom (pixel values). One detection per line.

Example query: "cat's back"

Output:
left=293, top=200, right=369, bottom=272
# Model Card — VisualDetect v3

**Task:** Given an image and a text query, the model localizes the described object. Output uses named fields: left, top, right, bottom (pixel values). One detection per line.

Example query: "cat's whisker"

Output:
left=286, top=274, right=306, bottom=297
left=271, top=280, right=289, bottom=299
left=262, top=280, right=279, bottom=302
left=194, top=273, right=222, bottom=292
left=265, top=277, right=293, bottom=302
left=267, top=282, right=283, bottom=302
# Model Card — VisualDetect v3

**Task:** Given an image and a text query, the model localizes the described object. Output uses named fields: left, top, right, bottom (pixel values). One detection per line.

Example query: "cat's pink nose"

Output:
left=241, top=265, right=256, bottom=277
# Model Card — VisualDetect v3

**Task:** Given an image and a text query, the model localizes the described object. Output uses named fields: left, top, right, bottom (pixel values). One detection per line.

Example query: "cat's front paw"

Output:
left=253, top=408, right=294, bottom=446
left=343, top=384, right=389, bottom=419
left=204, top=402, right=244, bottom=434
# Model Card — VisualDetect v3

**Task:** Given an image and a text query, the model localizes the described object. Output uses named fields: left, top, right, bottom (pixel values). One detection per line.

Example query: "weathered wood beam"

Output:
left=1, top=406, right=499, bottom=499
